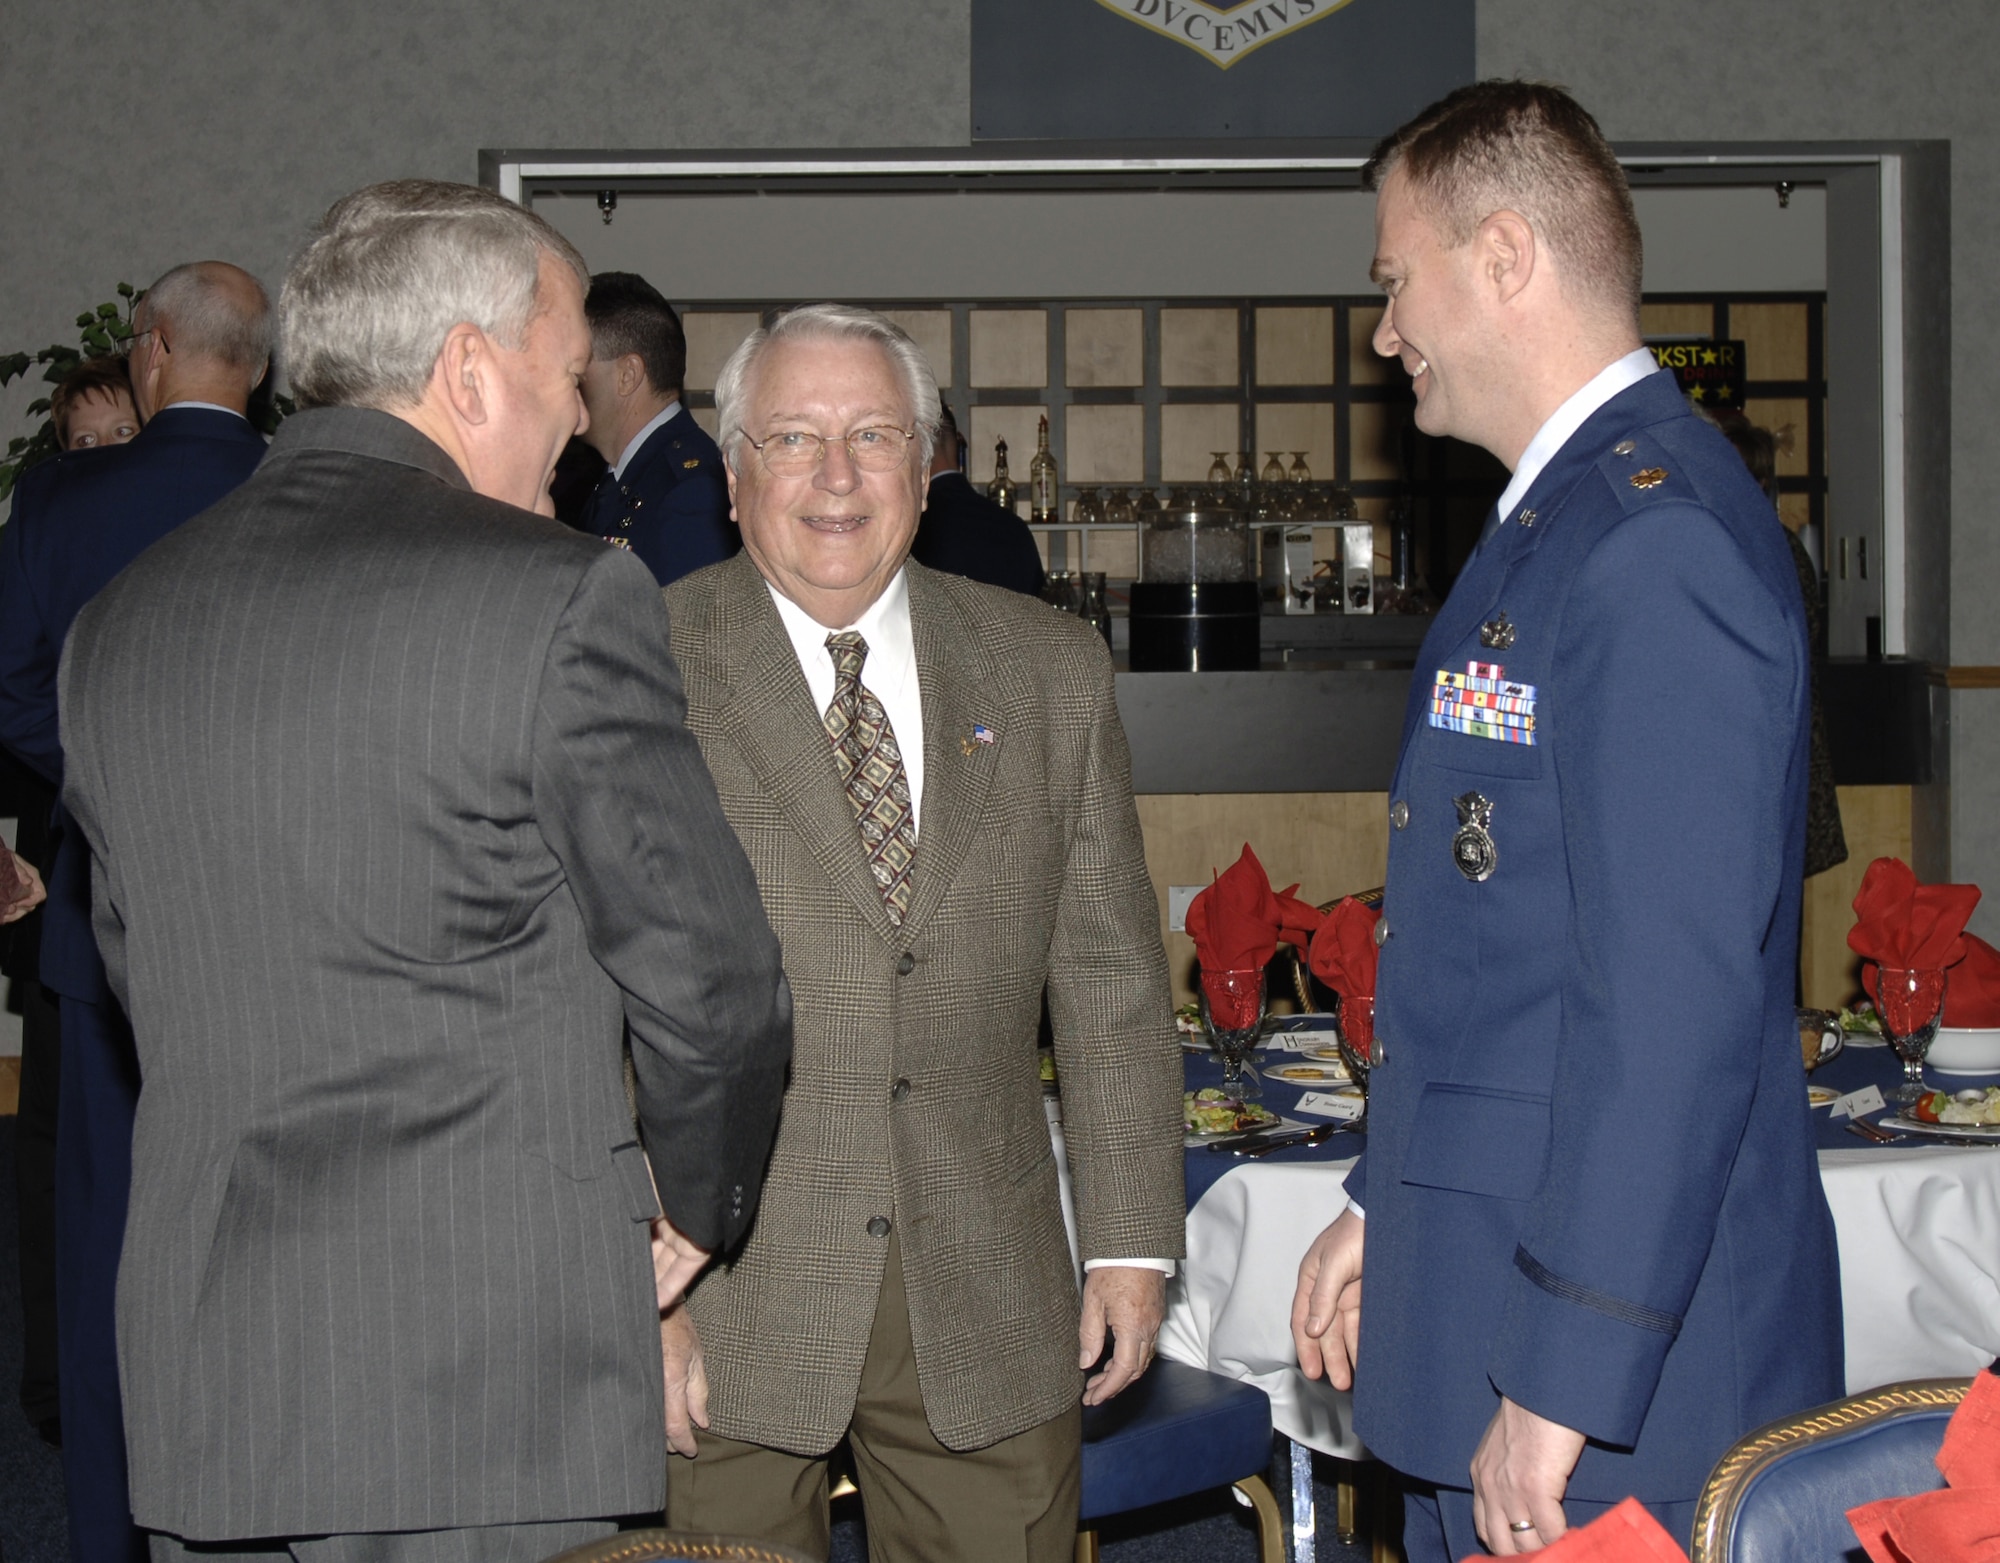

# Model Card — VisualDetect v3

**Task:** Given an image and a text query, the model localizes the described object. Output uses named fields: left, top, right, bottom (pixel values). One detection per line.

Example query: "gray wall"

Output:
left=3, top=0, right=1996, bottom=930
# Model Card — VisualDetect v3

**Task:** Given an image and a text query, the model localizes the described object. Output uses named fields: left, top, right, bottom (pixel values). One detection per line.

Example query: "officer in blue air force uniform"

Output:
left=1292, top=83, right=1841, bottom=1562
left=579, top=271, right=738, bottom=585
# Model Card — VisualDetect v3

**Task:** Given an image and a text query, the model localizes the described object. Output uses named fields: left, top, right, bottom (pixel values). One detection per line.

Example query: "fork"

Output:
left=1846, top=1119, right=1904, bottom=1145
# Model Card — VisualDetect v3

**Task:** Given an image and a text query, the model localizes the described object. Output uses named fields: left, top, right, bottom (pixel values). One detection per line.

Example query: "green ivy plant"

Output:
left=1, top=282, right=292, bottom=505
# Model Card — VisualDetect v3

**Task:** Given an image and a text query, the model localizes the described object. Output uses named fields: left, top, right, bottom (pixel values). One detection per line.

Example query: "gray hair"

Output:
left=713, top=304, right=940, bottom=470
left=281, top=179, right=589, bottom=410
left=141, top=262, right=274, bottom=378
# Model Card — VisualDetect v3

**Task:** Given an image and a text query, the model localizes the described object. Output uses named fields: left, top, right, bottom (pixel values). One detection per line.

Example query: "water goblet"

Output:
left=1332, top=992, right=1373, bottom=1107
left=1199, top=966, right=1268, bottom=1100
left=1874, top=965, right=1947, bottom=1103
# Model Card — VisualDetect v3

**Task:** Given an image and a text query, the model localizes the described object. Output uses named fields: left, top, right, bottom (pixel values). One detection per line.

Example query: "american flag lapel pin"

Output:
left=961, top=723, right=997, bottom=757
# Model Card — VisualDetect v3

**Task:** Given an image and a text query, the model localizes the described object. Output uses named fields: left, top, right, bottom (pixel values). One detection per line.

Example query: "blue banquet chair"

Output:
left=1076, top=1357, right=1284, bottom=1563
left=1691, top=1375, right=1973, bottom=1563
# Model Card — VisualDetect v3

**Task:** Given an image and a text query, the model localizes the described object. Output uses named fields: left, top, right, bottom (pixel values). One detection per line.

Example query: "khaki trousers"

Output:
left=667, top=1232, right=1081, bottom=1563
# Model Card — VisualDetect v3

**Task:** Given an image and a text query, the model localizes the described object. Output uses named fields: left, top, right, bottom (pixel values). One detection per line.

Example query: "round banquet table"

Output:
left=1155, top=1036, right=2000, bottom=1462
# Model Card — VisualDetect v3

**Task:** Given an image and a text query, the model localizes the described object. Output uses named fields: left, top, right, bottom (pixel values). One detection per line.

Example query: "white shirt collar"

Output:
left=162, top=400, right=249, bottom=421
left=766, top=569, right=926, bottom=834
left=612, top=398, right=683, bottom=480
left=1493, top=348, right=1662, bottom=523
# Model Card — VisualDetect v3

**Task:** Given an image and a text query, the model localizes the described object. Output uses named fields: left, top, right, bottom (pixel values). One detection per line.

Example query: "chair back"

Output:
left=1691, top=1378, right=1967, bottom=1563
left=539, top=1530, right=816, bottom=1563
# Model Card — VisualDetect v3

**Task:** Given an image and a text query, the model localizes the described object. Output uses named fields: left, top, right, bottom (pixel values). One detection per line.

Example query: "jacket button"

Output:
left=1370, top=1037, right=1386, bottom=1067
left=1390, top=800, right=1409, bottom=829
left=890, top=1078, right=911, bottom=1102
left=867, top=1216, right=892, bottom=1237
left=1373, top=918, right=1390, bottom=948
left=896, top=952, right=916, bottom=976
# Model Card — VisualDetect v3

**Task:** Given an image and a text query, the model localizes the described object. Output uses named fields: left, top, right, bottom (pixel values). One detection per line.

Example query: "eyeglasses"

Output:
left=741, top=425, right=917, bottom=478
left=120, top=327, right=162, bottom=358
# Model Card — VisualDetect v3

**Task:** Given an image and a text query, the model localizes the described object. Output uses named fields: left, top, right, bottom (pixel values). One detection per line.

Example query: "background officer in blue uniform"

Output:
left=579, top=271, right=737, bottom=584
left=1291, top=83, right=1841, bottom=1557
left=0, top=260, right=272, bottom=1563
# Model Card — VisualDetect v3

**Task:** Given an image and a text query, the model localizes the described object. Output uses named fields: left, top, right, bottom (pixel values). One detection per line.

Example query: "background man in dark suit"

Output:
left=57, top=180, right=792, bottom=1563
left=579, top=271, right=737, bottom=584
left=661, top=305, right=1182, bottom=1563
left=912, top=403, right=1045, bottom=597
left=0, top=259, right=273, bottom=1563
left=1291, top=83, right=1842, bottom=1557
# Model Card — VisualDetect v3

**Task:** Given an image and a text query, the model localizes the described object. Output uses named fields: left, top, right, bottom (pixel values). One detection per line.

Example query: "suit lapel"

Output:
left=898, top=567, right=1002, bottom=937
left=708, top=558, right=903, bottom=945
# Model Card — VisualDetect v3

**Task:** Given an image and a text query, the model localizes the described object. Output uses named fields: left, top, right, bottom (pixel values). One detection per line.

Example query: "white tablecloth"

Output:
left=1157, top=1145, right=2000, bottom=1459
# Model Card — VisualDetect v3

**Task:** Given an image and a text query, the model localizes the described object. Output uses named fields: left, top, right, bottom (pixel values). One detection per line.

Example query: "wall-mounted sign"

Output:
left=1098, top=0, right=1354, bottom=70
left=972, top=0, right=1473, bottom=140
left=1647, top=339, right=1747, bottom=411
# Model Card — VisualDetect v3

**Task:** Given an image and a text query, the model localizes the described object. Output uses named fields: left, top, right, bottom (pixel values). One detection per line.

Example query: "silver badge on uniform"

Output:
left=1480, top=611, right=1516, bottom=650
left=1452, top=791, right=1498, bottom=882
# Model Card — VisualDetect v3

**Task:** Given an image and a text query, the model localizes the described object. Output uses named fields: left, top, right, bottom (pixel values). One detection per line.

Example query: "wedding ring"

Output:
left=1509, top=1520, right=1537, bottom=1534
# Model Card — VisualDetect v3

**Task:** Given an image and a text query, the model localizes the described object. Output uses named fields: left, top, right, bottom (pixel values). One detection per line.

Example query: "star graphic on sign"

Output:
left=1717, top=384, right=1734, bottom=400
left=1688, top=383, right=1707, bottom=401
left=1701, top=347, right=1719, bottom=365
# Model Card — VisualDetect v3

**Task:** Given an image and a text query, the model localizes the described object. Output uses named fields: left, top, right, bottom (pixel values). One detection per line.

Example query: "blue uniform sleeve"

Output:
left=0, top=498, right=64, bottom=785
left=630, top=465, right=737, bottom=587
left=1485, top=498, right=1805, bottom=1446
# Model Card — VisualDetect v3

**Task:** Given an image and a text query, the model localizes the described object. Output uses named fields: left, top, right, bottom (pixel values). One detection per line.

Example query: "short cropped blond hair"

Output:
left=1364, top=80, right=1642, bottom=317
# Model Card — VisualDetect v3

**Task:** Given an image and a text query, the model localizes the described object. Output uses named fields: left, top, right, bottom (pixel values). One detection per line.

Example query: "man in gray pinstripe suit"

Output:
left=660, top=306, right=1185, bottom=1563
left=57, top=181, right=793, bottom=1563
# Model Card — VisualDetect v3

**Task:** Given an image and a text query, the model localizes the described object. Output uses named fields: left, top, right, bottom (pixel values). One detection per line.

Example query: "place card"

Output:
left=1830, top=1084, right=1887, bottom=1122
left=1292, top=1089, right=1364, bottom=1121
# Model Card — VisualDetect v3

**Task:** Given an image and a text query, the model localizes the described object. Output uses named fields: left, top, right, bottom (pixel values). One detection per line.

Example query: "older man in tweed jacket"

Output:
left=661, top=304, right=1184, bottom=1563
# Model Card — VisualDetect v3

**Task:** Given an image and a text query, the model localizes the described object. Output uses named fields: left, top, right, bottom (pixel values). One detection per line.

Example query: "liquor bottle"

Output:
left=987, top=438, right=1019, bottom=514
left=1029, top=414, right=1059, bottom=523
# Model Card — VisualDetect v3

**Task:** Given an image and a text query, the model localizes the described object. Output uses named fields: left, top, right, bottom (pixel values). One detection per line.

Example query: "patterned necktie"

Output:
left=822, top=632, right=917, bottom=924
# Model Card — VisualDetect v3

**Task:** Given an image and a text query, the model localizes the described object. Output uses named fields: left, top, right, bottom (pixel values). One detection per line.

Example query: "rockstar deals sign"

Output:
left=1095, top=0, right=1355, bottom=70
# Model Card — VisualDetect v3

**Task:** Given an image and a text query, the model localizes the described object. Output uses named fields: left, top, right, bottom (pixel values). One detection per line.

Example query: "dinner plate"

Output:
left=1878, top=1114, right=2000, bottom=1142
left=1268, top=1062, right=1353, bottom=1086
left=1183, top=1113, right=1306, bottom=1148
left=1301, top=1044, right=1352, bottom=1064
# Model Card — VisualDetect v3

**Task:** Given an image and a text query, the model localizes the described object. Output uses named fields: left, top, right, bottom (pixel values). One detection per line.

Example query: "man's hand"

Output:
left=650, top=1215, right=712, bottom=1313
left=0, top=851, right=45, bottom=924
left=1291, top=1206, right=1364, bottom=1387
left=1078, top=1265, right=1167, bottom=1406
left=1470, top=1395, right=1587, bottom=1554
left=660, top=1303, right=708, bottom=1459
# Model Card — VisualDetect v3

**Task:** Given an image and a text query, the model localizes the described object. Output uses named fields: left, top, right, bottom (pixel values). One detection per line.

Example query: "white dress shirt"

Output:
left=165, top=400, right=250, bottom=421
left=767, top=568, right=925, bottom=835
left=613, top=398, right=684, bottom=480
left=767, top=569, right=1169, bottom=1277
left=1492, top=348, right=1663, bottom=522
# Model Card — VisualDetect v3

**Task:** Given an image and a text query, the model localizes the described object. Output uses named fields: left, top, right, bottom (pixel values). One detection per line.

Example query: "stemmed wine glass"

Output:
left=1874, top=965, right=1947, bottom=1104
left=1199, top=967, right=1267, bottom=1100
left=1332, top=992, right=1373, bottom=1108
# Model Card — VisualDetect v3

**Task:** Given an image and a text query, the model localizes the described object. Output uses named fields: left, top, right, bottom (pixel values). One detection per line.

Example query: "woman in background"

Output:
left=49, top=357, right=140, bottom=451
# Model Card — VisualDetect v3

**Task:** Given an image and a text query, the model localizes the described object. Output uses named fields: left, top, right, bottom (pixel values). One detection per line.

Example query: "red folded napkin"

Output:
left=1849, top=1370, right=2000, bottom=1563
left=1849, top=858, right=1981, bottom=1033
left=1185, top=845, right=1282, bottom=974
left=1458, top=1497, right=1689, bottom=1563
left=1274, top=883, right=1325, bottom=954
left=1308, top=896, right=1379, bottom=1000
left=1308, top=897, right=1381, bottom=1054
left=1945, top=936, right=2000, bottom=1029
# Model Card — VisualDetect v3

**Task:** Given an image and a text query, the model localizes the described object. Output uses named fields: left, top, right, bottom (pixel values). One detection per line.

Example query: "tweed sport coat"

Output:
left=666, top=555, right=1185, bottom=1455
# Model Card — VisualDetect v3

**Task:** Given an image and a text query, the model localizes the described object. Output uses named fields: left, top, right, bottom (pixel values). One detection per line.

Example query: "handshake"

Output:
left=1, top=847, right=45, bottom=924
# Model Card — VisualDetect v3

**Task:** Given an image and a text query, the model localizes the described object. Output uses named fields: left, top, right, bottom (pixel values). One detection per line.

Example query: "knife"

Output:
left=1205, top=1124, right=1292, bottom=1153
left=1234, top=1123, right=1356, bottom=1157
